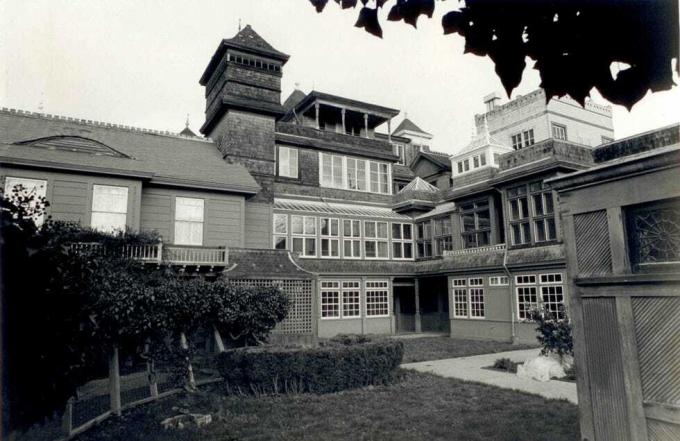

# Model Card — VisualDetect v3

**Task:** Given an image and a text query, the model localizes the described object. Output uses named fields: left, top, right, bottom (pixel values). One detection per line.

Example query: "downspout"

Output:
left=502, top=245, right=516, bottom=343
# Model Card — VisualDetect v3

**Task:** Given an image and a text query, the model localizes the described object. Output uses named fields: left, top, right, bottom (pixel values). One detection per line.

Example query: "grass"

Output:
left=66, top=370, right=578, bottom=441
left=400, top=336, right=538, bottom=363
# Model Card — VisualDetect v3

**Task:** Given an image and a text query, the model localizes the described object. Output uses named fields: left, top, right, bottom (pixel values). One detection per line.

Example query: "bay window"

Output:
left=174, top=197, right=204, bottom=245
left=508, top=181, right=557, bottom=245
left=433, top=217, right=453, bottom=256
left=91, top=185, right=128, bottom=233
left=416, top=221, right=433, bottom=258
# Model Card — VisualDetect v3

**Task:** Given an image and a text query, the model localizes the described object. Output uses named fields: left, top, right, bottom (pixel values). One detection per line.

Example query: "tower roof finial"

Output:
left=185, top=113, right=190, bottom=129
left=238, top=18, right=242, bottom=32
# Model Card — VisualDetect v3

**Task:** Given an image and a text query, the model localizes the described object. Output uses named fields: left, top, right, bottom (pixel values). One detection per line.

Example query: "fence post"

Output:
left=180, top=332, right=196, bottom=390
left=109, top=346, right=122, bottom=416
left=62, top=396, right=74, bottom=436
left=144, top=342, right=159, bottom=399
left=213, top=326, right=226, bottom=353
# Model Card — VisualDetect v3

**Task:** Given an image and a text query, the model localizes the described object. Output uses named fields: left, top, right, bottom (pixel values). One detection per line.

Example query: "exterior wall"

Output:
left=1, top=166, right=142, bottom=230
left=447, top=266, right=568, bottom=344
left=244, top=202, right=272, bottom=249
left=546, top=97, right=613, bottom=147
left=140, top=186, right=245, bottom=247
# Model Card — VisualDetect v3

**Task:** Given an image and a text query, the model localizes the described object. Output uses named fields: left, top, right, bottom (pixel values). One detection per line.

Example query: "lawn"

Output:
left=70, top=370, right=578, bottom=441
left=400, top=336, right=538, bottom=363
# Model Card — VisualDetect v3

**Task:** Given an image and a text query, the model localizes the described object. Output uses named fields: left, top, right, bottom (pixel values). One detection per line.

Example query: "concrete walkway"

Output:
left=402, top=348, right=578, bottom=404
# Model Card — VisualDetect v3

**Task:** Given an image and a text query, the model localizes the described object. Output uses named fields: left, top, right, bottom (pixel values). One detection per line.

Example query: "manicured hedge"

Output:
left=216, top=335, right=403, bottom=395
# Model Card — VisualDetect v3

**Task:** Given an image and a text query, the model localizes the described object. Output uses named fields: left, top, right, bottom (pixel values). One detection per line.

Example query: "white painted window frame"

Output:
left=3, top=176, right=48, bottom=226
left=365, top=280, right=390, bottom=318
left=320, top=217, right=340, bottom=259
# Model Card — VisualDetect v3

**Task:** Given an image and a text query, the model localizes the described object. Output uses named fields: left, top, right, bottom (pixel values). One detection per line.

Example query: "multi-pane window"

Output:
left=364, top=221, right=389, bottom=259
left=342, top=281, right=361, bottom=318
left=320, top=217, right=340, bottom=258
left=320, top=153, right=390, bottom=194
left=508, top=184, right=532, bottom=245
left=489, top=275, right=509, bottom=286
left=91, top=185, right=128, bottom=233
left=456, top=152, right=488, bottom=175
left=416, top=221, right=433, bottom=258
left=515, top=274, right=566, bottom=320
left=365, top=280, right=389, bottom=317
left=342, top=219, right=362, bottom=258
left=460, top=199, right=491, bottom=248
left=452, top=278, right=485, bottom=319
left=273, top=213, right=288, bottom=250
left=3, top=177, right=48, bottom=226
left=174, top=197, right=204, bottom=245
left=531, top=182, right=557, bottom=242
left=452, top=279, right=468, bottom=318
left=277, top=146, right=298, bottom=178
left=346, top=158, right=367, bottom=191
left=392, top=223, right=414, bottom=259
left=433, top=217, right=453, bottom=256
left=292, top=215, right=317, bottom=257
left=320, top=281, right=340, bottom=318
left=551, top=123, right=568, bottom=140
left=511, top=129, right=535, bottom=150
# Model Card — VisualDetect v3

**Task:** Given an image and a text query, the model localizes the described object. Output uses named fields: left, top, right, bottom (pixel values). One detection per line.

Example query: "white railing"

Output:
left=443, top=243, right=506, bottom=257
left=70, top=242, right=228, bottom=267
left=163, top=246, right=228, bottom=267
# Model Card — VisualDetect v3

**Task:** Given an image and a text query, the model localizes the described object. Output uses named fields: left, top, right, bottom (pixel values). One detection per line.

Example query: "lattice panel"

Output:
left=574, top=210, right=612, bottom=276
left=647, top=419, right=680, bottom=441
left=632, top=296, right=680, bottom=406
left=228, top=279, right=313, bottom=335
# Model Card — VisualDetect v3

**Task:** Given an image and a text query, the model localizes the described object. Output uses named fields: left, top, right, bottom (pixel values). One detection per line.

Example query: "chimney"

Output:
left=483, top=92, right=501, bottom=111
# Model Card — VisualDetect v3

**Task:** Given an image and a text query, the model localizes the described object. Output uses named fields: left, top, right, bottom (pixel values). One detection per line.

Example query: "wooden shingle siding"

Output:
left=244, top=202, right=272, bottom=249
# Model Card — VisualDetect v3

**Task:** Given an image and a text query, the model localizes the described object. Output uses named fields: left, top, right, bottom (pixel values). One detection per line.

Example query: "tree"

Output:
left=308, top=0, right=679, bottom=109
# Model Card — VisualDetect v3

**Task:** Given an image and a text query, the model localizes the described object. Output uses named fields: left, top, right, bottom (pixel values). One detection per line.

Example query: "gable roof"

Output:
left=0, top=108, right=260, bottom=195
left=393, top=118, right=431, bottom=137
left=282, top=89, right=307, bottom=113
left=411, top=150, right=452, bottom=171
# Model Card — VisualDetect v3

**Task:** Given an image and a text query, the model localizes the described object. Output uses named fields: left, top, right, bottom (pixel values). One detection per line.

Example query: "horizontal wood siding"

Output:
left=140, top=187, right=244, bottom=247
left=244, top=202, right=272, bottom=249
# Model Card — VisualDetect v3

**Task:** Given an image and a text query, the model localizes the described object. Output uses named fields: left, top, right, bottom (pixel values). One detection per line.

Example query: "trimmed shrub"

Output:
left=216, top=336, right=403, bottom=395
left=529, top=307, right=574, bottom=358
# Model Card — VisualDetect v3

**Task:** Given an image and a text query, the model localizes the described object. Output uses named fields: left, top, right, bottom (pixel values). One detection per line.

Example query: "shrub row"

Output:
left=216, top=336, right=403, bottom=395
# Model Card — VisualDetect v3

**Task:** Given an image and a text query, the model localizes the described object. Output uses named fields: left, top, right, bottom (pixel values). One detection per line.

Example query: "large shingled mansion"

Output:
left=2, top=26, right=678, bottom=343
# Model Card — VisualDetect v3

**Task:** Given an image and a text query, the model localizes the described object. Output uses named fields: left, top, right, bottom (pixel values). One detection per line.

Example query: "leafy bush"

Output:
left=492, top=358, right=520, bottom=373
left=529, top=307, right=574, bottom=358
left=216, top=336, right=403, bottom=395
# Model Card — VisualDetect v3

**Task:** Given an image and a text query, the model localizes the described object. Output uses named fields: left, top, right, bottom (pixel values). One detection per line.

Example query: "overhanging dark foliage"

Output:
left=309, top=0, right=679, bottom=109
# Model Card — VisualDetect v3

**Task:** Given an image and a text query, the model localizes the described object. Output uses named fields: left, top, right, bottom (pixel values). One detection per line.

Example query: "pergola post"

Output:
left=341, top=108, right=346, bottom=134
left=363, top=113, right=368, bottom=138
left=387, top=119, right=392, bottom=142
left=414, top=279, right=422, bottom=333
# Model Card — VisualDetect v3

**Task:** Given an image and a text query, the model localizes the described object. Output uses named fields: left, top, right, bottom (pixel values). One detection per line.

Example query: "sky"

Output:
left=1, top=0, right=678, bottom=154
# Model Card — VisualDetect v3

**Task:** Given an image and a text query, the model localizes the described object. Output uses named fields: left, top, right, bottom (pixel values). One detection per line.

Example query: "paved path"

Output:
left=402, top=348, right=578, bottom=404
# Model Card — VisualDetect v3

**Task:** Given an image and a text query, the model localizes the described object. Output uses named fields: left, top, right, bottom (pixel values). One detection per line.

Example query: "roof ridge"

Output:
left=0, top=107, right=214, bottom=144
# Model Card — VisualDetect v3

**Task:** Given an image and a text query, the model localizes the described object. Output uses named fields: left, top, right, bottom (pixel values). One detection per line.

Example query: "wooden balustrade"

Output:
left=443, top=243, right=506, bottom=257
left=69, top=242, right=228, bottom=267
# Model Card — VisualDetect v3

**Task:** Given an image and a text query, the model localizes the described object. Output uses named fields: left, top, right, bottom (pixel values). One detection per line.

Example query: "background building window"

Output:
left=91, top=185, right=128, bottom=233
left=365, top=280, right=389, bottom=317
left=508, top=185, right=531, bottom=245
left=489, top=276, right=509, bottom=286
left=174, top=197, right=204, bottom=245
left=320, top=153, right=389, bottom=194
left=3, top=176, right=47, bottom=226
left=515, top=274, right=565, bottom=320
left=346, top=158, right=367, bottom=191
left=343, top=219, right=362, bottom=258
left=292, top=215, right=317, bottom=257
left=320, top=217, right=340, bottom=258
left=273, top=213, right=288, bottom=250
left=392, top=223, right=414, bottom=259
left=416, top=221, right=432, bottom=258
left=452, top=279, right=468, bottom=318
left=393, top=144, right=405, bottom=165
left=460, top=200, right=491, bottom=248
left=511, top=133, right=523, bottom=150
left=530, top=182, right=557, bottom=243
left=277, top=146, right=298, bottom=178
left=364, top=220, right=388, bottom=259
left=523, top=129, right=535, bottom=147
left=551, top=123, right=568, bottom=140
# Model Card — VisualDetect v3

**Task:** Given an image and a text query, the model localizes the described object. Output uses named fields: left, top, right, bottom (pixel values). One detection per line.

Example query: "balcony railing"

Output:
left=69, top=242, right=228, bottom=267
left=443, top=243, right=506, bottom=257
